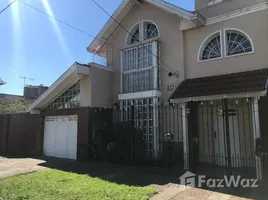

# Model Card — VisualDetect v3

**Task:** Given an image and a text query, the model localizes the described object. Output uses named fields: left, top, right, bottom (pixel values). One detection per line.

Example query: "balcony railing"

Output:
left=91, top=54, right=107, bottom=67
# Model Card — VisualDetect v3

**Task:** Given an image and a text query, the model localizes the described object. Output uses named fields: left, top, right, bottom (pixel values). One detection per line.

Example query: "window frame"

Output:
left=120, top=41, right=160, bottom=94
left=197, top=30, right=223, bottom=62
left=142, top=20, right=160, bottom=42
left=223, top=28, right=254, bottom=58
left=125, top=22, right=141, bottom=46
left=125, top=21, right=160, bottom=47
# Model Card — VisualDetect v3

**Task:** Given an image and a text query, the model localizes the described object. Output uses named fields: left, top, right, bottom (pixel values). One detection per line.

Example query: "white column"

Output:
left=181, top=103, right=189, bottom=170
left=252, top=97, right=263, bottom=180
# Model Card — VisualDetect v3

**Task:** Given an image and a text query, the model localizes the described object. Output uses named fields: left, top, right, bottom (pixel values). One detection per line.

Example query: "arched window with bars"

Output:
left=225, top=29, right=253, bottom=57
left=199, top=31, right=222, bottom=61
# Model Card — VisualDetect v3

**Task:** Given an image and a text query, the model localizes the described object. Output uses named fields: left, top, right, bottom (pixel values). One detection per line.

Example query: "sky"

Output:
left=0, top=0, right=194, bottom=95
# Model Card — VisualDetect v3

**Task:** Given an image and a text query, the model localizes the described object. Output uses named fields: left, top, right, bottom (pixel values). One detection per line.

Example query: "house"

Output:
left=0, top=84, right=48, bottom=101
left=29, top=0, right=268, bottom=180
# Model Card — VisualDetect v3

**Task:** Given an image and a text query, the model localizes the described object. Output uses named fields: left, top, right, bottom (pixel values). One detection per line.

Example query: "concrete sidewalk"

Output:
left=0, top=157, right=47, bottom=178
left=151, top=183, right=265, bottom=200
left=0, top=156, right=266, bottom=200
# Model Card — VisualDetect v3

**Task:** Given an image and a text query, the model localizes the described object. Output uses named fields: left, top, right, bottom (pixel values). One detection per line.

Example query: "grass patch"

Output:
left=0, top=169, right=157, bottom=200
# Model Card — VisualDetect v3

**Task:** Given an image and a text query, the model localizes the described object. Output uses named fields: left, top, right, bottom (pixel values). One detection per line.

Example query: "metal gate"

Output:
left=189, top=98, right=257, bottom=178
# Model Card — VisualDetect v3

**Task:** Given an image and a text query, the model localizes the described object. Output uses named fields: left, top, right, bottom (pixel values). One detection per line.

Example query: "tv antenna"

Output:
left=20, top=75, right=34, bottom=86
left=0, top=78, right=6, bottom=86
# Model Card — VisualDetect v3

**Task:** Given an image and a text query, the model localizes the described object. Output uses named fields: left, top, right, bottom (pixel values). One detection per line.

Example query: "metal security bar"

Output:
left=120, top=41, right=160, bottom=93
left=113, top=101, right=184, bottom=167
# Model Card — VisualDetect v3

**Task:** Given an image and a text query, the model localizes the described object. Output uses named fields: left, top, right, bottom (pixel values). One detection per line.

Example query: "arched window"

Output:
left=143, top=22, right=159, bottom=40
left=127, top=23, right=140, bottom=45
left=199, top=32, right=222, bottom=61
left=225, top=30, right=253, bottom=56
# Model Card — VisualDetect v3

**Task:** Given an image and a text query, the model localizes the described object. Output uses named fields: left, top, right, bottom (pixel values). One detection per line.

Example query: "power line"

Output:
left=0, top=0, right=18, bottom=15
left=18, top=0, right=121, bottom=52
left=18, top=0, right=176, bottom=74
left=91, top=0, right=178, bottom=76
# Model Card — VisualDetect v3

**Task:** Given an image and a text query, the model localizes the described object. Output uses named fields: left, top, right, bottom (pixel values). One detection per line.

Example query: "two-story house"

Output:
left=29, top=0, right=268, bottom=180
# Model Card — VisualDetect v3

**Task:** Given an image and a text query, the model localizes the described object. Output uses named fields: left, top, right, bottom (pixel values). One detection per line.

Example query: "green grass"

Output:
left=0, top=169, right=157, bottom=200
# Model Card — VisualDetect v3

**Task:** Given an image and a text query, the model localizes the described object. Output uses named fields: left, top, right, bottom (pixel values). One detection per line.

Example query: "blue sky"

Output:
left=0, top=0, right=194, bottom=95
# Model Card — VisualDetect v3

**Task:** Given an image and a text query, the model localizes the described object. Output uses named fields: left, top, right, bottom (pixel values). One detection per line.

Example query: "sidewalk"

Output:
left=151, top=183, right=266, bottom=200
left=1, top=156, right=266, bottom=200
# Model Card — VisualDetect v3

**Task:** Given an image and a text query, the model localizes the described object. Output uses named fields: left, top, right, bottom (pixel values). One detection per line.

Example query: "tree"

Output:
left=0, top=97, right=31, bottom=114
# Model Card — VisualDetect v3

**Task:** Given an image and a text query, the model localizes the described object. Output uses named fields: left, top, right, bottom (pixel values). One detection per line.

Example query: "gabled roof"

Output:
left=170, top=69, right=268, bottom=102
left=28, top=62, right=90, bottom=111
left=87, top=0, right=205, bottom=57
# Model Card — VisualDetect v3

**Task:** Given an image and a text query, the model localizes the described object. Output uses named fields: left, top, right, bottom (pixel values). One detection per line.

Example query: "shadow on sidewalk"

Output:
left=36, top=156, right=268, bottom=199
left=37, top=156, right=183, bottom=187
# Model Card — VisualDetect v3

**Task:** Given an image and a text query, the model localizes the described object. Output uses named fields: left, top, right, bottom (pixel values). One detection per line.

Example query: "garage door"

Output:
left=43, top=115, right=78, bottom=160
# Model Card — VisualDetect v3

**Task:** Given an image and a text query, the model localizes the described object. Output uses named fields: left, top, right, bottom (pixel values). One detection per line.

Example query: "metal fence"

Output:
left=79, top=104, right=184, bottom=169
left=77, top=98, right=262, bottom=179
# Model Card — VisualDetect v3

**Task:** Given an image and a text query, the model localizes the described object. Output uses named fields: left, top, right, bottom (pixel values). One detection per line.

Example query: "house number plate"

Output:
left=167, top=85, right=174, bottom=91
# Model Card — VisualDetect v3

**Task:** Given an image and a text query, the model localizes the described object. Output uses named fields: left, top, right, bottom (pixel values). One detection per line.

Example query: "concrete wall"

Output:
left=184, top=9, right=268, bottom=79
left=107, top=2, right=185, bottom=103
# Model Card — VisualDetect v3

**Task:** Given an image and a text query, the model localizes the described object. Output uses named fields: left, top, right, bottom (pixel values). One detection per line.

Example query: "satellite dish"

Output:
left=0, top=78, right=6, bottom=86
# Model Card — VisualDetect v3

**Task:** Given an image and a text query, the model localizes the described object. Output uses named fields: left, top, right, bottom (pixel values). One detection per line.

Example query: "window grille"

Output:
left=127, top=24, right=140, bottom=45
left=144, top=22, right=159, bottom=40
left=201, top=32, right=221, bottom=61
left=226, top=31, right=253, bottom=56
left=120, top=97, right=160, bottom=157
left=121, top=41, right=160, bottom=93
left=43, top=81, right=80, bottom=110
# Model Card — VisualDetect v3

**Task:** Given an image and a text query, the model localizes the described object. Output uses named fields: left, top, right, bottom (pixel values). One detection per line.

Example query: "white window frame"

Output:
left=142, top=20, right=160, bottom=42
left=125, top=21, right=160, bottom=47
left=120, top=41, right=160, bottom=94
left=125, top=22, right=141, bottom=46
left=223, top=28, right=255, bottom=58
left=197, top=30, right=223, bottom=62
left=120, top=97, right=160, bottom=157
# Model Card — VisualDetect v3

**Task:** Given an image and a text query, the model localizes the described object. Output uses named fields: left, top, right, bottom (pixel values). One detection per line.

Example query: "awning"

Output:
left=170, top=69, right=268, bottom=102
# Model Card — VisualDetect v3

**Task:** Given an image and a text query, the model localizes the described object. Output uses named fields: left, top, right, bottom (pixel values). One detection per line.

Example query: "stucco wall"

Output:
left=107, top=2, right=185, bottom=103
left=80, top=76, right=91, bottom=107
left=184, top=9, right=268, bottom=79
left=196, top=0, right=267, bottom=18
left=90, top=66, right=113, bottom=108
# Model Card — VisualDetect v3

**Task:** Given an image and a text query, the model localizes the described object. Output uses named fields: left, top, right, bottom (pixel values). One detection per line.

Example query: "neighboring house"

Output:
left=24, top=85, right=48, bottom=100
left=29, top=0, right=268, bottom=180
left=0, top=85, right=48, bottom=101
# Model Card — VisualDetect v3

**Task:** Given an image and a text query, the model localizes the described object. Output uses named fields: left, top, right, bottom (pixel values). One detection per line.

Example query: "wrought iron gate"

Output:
left=189, top=98, right=257, bottom=178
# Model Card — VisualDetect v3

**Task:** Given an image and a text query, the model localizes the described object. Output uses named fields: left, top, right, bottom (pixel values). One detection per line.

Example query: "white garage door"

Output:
left=43, top=115, right=78, bottom=160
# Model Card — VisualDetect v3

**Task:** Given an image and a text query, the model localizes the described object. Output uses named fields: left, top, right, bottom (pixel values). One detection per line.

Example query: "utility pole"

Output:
left=20, top=76, right=34, bottom=86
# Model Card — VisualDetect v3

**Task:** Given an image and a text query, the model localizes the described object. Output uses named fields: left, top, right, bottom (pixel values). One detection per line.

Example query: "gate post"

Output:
left=252, top=97, right=263, bottom=180
left=223, top=98, right=232, bottom=170
left=181, top=103, right=189, bottom=170
left=131, top=105, right=135, bottom=165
